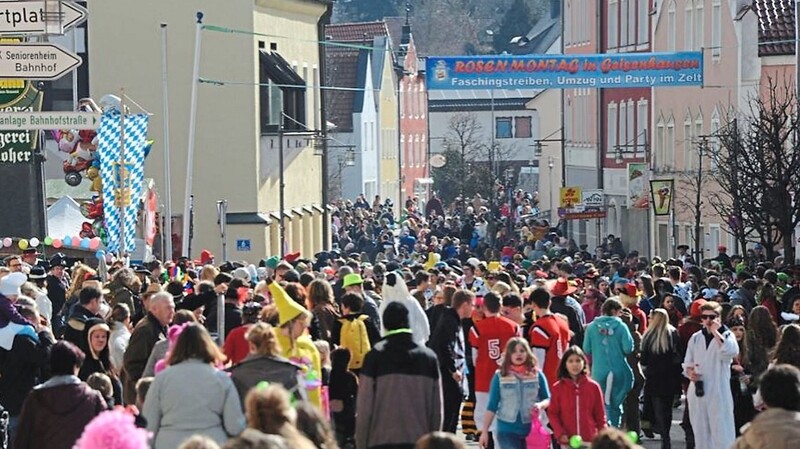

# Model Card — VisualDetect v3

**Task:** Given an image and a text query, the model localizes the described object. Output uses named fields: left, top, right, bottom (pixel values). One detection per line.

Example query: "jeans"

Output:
left=496, top=432, right=526, bottom=449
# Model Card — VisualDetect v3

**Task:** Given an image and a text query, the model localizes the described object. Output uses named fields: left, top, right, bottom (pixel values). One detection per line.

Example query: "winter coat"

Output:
left=122, top=312, right=167, bottom=405
left=640, top=328, right=682, bottom=397
left=142, top=359, right=245, bottom=449
left=731, top=407, right=800, bottom=449
left=428, top=307, right=466, bottom=393
left=228, top=354, right=302, bottom=408
left=0, top=330, right=54, bottom=415
left=547, top=374, right=606, bottom=443
left=312, top=303, right=340, bottom=344
left=14, top=376, right=106, bottom=449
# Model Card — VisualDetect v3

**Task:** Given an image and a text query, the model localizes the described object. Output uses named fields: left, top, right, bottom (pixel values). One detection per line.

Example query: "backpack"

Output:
left=339, top=315, right=371, bottom=370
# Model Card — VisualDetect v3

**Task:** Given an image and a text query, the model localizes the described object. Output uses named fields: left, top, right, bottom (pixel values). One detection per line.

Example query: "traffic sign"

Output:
left=0, top=43, right=81, bottom=80
left=0, top=1, right=88, bottom=36
left=0, top=111, right=100, bottom=130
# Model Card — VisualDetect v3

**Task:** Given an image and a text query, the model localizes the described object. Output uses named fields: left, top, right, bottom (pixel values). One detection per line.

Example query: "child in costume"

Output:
left=548, top=346, right=606, bottom=447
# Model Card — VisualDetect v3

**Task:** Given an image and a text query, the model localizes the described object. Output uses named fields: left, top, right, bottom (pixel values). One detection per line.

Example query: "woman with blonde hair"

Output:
left=200, top=265, right=220, bottom=283
left=229, top=322, right=303, bottom=405
left=640, top=309, right=682, bottom=449
left=244, top=384, right=316, bottom=449
left=142, top=324, right=244, bottom=449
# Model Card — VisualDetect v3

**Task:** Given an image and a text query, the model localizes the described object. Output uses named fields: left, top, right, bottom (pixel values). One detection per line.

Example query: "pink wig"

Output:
left=73, top=409, right=150, bottom=449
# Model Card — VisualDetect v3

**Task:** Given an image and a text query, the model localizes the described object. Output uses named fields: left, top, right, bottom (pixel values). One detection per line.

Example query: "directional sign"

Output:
left=0, top=111, right=100, bottom=130
left=0, top=43, right=81, bottom=80
left=0, top=1, right=88, bottom=36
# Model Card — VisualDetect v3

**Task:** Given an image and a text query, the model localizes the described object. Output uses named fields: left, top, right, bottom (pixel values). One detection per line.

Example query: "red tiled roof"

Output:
left=324, top=46, right=360, bottom=131
left=326, top=21, right=389, bottom=42
left=756, top=0, right=796, bottom=56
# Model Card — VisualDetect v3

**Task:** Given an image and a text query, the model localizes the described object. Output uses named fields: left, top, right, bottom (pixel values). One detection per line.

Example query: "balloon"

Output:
left=569, top=435, right=583, bottom=449
left=52, top=239, right=63, bottom=249
left=95, top=250, right=105, bottom=260
left=18, top=239, right=28, bottom=250
left=626, top=431, right=639, bottom=443
left=63, top=236, right=73, bottom=247
left=80, top=237, right=90, bottom=249
left=2, top=238, right=10, bottom=248
left=29, top=237, right=39, bottom=247
left=43, top=236, right=53, bottom=246
left=89, top=237, right=101, bottom=250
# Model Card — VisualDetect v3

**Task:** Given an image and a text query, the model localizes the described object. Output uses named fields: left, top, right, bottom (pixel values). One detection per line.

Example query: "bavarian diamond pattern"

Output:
left=97, top=111, right=150, bottom=254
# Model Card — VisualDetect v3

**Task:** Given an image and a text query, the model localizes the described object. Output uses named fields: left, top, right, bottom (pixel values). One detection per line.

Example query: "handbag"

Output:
left=526, top=409, right=550, bottom=449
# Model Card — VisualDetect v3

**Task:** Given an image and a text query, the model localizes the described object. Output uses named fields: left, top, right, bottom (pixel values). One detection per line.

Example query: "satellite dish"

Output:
left=430, top=154, right=446, bottom=168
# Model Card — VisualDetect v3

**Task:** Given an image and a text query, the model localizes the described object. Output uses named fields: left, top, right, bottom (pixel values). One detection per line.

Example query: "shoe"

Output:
left=642, top=428, right=655, bottom=439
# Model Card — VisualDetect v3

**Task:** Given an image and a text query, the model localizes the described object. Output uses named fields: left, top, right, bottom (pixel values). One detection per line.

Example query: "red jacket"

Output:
left=547, top=374, right=606, bottom=442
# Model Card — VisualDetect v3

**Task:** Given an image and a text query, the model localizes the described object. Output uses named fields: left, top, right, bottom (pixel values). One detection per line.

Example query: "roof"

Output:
left=429, top=97, right=534, bottom=112
left=756, top=0, right=795, bottom=56
left=324, top=46, right=360, bottom=132
left=325, top=21, right=389, bottom=42
left=504, top=8, right=561, bottom=55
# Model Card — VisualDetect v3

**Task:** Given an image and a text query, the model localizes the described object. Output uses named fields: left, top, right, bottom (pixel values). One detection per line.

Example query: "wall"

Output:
left=377, top=40, right=400, bottom=211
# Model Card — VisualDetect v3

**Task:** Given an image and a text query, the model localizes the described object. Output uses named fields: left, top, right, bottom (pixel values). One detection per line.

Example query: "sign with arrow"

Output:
left=0, top=43, right=81, bottom=80
left=0, top=1, right=88, bottom=36
left=0, top=111, right=100, bottom=130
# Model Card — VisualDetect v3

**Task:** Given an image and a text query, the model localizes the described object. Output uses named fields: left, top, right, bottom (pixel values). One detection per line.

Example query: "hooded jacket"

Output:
left=14, top=376, right=106, bottom=449
left=547, top=374, right=607, bottom=443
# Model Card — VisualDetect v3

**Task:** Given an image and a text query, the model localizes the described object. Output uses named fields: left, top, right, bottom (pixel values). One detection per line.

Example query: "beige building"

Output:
left=650, top=0, right=759, bottom=258
left=88, top=0, right=330, bottom=260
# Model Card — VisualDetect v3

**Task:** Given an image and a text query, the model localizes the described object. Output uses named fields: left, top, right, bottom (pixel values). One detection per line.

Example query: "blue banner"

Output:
left=425, top=52, right=703, bottom=90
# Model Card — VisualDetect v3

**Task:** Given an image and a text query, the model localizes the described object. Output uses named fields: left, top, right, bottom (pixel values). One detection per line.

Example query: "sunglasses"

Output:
left=701, top=314, right=719, bottom=320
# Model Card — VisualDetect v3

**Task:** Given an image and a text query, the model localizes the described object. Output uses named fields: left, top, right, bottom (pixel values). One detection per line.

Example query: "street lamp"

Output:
left=548, top=156, right=555, bottom=222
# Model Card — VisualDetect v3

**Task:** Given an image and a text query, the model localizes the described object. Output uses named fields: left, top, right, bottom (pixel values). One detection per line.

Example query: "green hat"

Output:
left=521, top=260, right=533, bottom=270
left=265, top=256, right=280, bottom=269
left=342, top=273, right=364, bottom=288
left=778, top=272, right=790, bottom=282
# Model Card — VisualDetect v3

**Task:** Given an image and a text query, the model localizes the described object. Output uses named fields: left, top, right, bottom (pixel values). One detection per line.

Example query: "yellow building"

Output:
left=88, top=0, right=330, bottom=260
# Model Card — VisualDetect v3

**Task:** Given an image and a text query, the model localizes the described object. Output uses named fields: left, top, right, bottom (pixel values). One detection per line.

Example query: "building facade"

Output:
left=89, top=0, right=330, bottom=259
left=651, top=0, right=759, bottom=259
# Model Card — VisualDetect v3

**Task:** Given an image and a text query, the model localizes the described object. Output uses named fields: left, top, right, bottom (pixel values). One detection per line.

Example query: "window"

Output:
left=668, top=0, right=676, bottom=51
left=695, top=114, right=704, bottom=167
left=712, top=0, right=721, bottom=57
left=621, top=0, right=629, bottom=47
left=515, top=116, right=532, bottom=138
left=608, top=102, right=618, bottom=157
left=666, top=117, right=675, bottom=167
left=627, top=99, right=634, bottom=155
left=566, top=93, right=574, bottom=144
left=496, top=117, right=512, bottom=138
left=695, top=1, right=704, bottom=50
left=710, top=111, right=720, bottom=170
left=638, top=0, right=649, bottom=44
left=627, top=0, right=635, bottom=47
left=401, top=134, right=406, bottom=168
left=421, top=134, right=427, bottom=167
left=566, top=0, right=572, bottom=45
left=684, top=112, right=693, bottom=171
left=656, top=118, right=665, bottom=168
left=620, top=101, right=628, bottom=153
left=259, top=50, right=306, bottom=134
left=684, top=0, right=693, bottom=51
left=637, top=99, right=647, bottom=155
left=609, top=0, right=619, bottom=49
left=399, top=83, right=405, bottom=118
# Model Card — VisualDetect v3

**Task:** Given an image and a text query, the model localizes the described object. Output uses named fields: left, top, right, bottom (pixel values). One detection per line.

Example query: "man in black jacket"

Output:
left=428, top=289, right=475, bottom=433
left=62, top=286, right=103, bottom=353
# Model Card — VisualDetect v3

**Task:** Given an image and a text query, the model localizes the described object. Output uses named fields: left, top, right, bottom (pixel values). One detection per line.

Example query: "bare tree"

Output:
left=710, top=78, right=800, bottom=261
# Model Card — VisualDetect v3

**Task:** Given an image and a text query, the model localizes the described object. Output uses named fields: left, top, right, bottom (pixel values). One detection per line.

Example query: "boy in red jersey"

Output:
left=468, top=291, right=520, bottom=446
left=528, top=287, right=571, bottom=388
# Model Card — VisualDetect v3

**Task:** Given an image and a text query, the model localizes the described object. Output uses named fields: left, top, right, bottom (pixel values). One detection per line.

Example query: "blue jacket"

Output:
left=487, top=370, right=550, bottom=436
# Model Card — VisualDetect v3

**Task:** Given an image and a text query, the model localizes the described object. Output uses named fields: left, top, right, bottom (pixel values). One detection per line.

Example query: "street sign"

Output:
left=0, top=111, right=100, bottom=130
left=0, top=1, right=88, bottom=36
left=0, top=43, right=81, bottom=80
left=236, top=239, right=251, bottom=252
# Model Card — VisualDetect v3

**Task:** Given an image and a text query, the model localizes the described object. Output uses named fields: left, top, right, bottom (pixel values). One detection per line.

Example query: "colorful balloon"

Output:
left=2, top=238, right=10, bottom=248
left=95, top=250, right=105, bottom=260
left=89, top=237, right=101, bottom=250
left=569, top=435, right=583, bottom=449
left=626, top=431, right=638, bottom=443
left=43, top=236, right=53, bottom=246
left=80, top=237, right=90, bottom=249
left=29, top=237, right=39, bottom=247
left=18, top=239, right=28, bottom=250
left=63, top=236, right=73, bottom=247
left=52, top=239, right=63, bottom=249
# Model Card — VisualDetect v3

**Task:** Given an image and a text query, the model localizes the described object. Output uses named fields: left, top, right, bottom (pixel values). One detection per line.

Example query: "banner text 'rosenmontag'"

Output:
left=425, top=52, right=703, bottom=90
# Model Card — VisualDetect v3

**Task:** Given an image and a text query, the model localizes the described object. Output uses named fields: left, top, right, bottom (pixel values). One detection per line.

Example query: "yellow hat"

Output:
left=269, top=281, right=311, bottom=326
left=487, top=261, right=501, bottom=272
left=424, top=252, right=440, bottom=270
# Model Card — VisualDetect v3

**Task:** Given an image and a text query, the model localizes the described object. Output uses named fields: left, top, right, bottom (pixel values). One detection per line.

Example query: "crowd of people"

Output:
left=2, top=192, right=800, bottom=449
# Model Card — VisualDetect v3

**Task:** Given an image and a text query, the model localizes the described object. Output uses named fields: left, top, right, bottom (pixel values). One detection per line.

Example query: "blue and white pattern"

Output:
left=97, top=111, right=150, bottom=254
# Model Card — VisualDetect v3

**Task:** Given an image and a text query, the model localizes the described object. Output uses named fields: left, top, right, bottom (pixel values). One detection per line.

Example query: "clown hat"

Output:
left=269, top=281, right=311, bottom=326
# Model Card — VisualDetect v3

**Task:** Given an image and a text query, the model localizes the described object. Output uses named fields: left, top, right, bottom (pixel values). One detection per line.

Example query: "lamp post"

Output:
left=548, top=156, right=555, bottom=222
